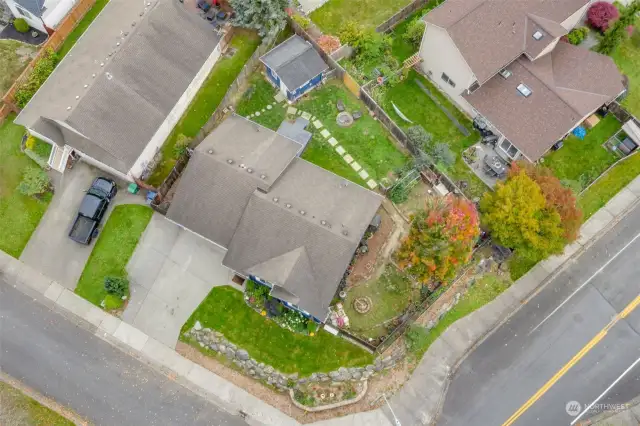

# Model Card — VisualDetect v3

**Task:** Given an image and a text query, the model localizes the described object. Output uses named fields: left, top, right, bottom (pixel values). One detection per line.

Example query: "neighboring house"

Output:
left=166, top=114, right=382, bottom=322
left=418, top=0, right=626, bottom=162
left=15, top=0, right=225, bottom=181
left=6, top=0, right=78, bottom=33
left=261, top=35, right=329, bottom=102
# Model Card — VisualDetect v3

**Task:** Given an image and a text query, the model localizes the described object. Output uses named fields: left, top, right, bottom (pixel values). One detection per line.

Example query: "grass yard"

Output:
left=146, top=30, right=261, bottom=186
left=310, top=0, right=413, bottom=34
left=543, top=115, right=621, bottom=191
left=344, top=265, right=419, bottom=339
left=383, top=71, right=487, bottom=199
left=579, top=152, right=640, bottom=219
left=405, top=274, right=511, bottom=359
left=182, top=286, right=374, bottom=375
left=75, top=205, right=152, bottom=309
left=56, top=0, right=111, bottom=59
left=0, top=40, right=36, bottom=94
left=0, top=117, right=51, bottom=258
left=611, top=26, right=640, bottom=117
left=0, top=380, right=73, bottom=426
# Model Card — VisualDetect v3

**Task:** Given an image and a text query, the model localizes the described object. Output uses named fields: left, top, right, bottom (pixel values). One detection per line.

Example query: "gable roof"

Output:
left=260, top=35, right=329, bottom=90
left=16, top=0, right=221, bottom=174
left=425, top=0, right=589, bottom=83
left=465, top=43, right=624, bottom=160
left=15, top=0, right=44, bottom=17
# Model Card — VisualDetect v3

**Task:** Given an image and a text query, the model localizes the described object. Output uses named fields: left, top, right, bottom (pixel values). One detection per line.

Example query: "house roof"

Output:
left=168, top=116, right=381, bottom=320
left=15, top=0, right=44, bottom=17
left=166, top=115, right=303, bottom=248
left=465, top=43, right=625, bottom=160
left=16, top=0, right=221, bottom=174
left=260, top=35, right=329, bottom=90
left=425, top=0, right=589, bottom=83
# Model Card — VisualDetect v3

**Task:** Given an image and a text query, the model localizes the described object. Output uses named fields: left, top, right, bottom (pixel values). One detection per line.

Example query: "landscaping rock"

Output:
left=209, top=343, right=218, bottom=352
left=249, top=369, right=256, bottom=376
left=194, top=321, right=202, bottom=331
left=365, top=365, right=375, bottom=372
left=219, top=344, right=226, bottom=353
left=352, top=371, right=362, bottom=380
left=225, top=348, right=235, bottom=358
left=227, top=343, right=237, bottom=351
left=265, top=366, right=274, bottom=374
left=236, top=349, right=250, bottom=361
left=329, top=371, right=341, bottom=380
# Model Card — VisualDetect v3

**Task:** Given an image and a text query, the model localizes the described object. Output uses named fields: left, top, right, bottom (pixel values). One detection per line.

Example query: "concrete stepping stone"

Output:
left=328, top=137, right=338, bottom=147
left=267, top=105, right=272, bottom=110
left=351, top=161, right=362, bottom=172
left=313, top=120, right=323, bottom=129
left=320, top=129, right=331, bottom=138
left=343, top=154, right=354, bottom=164
left=287, top=106, right=298, bottom=115
left=261, top=109, right=265, bottom=113
left=255, top=111, right=261, bottom=116
left=301, top=111, right=312, bottom=120
left=274, top=93, right=285, bottom=103
left=336, top=146, right=346, bottom=155
left=297, top=110, right=303, bottom=115
left=367, top=180, right=378, bottom=189
left=249, top=114, right=254, bottom=118
left=359, top=170, right=369, bottom=180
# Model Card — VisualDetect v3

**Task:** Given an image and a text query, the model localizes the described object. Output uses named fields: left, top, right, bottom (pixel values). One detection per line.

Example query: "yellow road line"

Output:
left=502, top=293, right=640, bottom=426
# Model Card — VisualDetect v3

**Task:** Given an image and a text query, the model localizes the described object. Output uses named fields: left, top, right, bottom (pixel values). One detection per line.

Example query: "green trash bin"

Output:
left=127, top=183, right=139, bottom=194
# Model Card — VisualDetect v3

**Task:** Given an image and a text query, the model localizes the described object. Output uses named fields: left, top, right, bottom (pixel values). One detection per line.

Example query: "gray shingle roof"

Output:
left=15, top=0, right=44, bottom=17
left=16, top=0, right=221, bottom=174
left=260, top=35, right=329, bottom=91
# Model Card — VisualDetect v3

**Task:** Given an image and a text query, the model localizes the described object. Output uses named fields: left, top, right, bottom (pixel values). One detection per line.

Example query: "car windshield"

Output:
left=92, top=178, right=113, bottom=195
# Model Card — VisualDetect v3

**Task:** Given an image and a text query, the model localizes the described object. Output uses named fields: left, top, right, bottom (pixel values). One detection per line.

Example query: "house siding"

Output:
left=562, top=2, right=589, bottom=31
left=419, top=24, right=477, bottom=115
left=287, top=73, right=323, bottom=101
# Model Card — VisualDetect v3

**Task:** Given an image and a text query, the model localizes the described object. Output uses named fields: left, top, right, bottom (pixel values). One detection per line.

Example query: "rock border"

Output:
left=289, top=380, right=368, bottom=412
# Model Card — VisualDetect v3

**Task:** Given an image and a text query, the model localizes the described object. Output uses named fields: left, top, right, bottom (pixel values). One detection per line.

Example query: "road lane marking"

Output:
left=529, top=230, right=640, bottom=335
left=502, top=293, right=640, bottom=426
left=570, top=355, right=640, bottom=425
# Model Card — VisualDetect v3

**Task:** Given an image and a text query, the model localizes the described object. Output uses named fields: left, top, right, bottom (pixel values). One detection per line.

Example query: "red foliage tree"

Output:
left=317, top=34, right=341, bottom=53
left=587, top=1, right=619, bottom=32
left=509, top=162, right=583, bottom=242
left=396, top=196, right=480, bottom=288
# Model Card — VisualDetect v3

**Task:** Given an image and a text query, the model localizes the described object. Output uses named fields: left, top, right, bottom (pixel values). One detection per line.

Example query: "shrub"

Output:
left=388, top=184, right=409, bottom=204
left=317, top=34, right=340, bottom=53
left=172, top=134, right=190, bottom=158
left=404, top=18, right=426, bottom=47
left=14, top=49, right=59, bottom=108
left=337, top=20, right=364, bottom=46
left=13, top=18, right=29, bottom=33
left=632, top=28, right=640, bottom=47
left=104, top=276, right=129, bottom=298
left=566, top=27, right=589, bottom=45
left=17, top=166, right=51, bottom=197
left=307, top=321, right=319, bottom=336
left=587, top=1, right=619, bottom=32
left=292, top=14, right=311, bottom=30
left=432, top=143, right=456, bottom=167
left=405, top=325, right=430, bottom=355
left=357, top=31, right=392, bottom=63
left=282, top=309, right=308, bottom=332
left=406, top=125, right=433, bottom=152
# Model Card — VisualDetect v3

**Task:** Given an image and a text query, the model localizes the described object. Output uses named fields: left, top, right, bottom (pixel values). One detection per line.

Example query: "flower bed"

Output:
left=291, top=381, right=367, bottom=411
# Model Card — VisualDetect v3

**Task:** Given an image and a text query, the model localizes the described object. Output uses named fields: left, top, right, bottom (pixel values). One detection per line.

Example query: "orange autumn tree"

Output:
left=396, top=196, right=480, bottom=288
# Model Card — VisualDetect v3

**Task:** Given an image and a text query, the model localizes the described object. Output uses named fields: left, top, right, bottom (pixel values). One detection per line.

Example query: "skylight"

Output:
left=533, top=30, right=544, bottom=40
left=517, top=83, right=532, bottom=97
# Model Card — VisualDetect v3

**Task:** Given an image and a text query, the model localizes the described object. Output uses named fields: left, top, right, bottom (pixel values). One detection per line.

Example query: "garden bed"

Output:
left=291, top=381, right=366, bottom=411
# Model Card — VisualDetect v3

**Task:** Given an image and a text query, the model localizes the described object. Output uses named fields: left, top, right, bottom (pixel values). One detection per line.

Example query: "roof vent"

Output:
left=532, top=30, right=544, bottom=40
left=517, top=83, right=532, bottom=97
left=239, top=163, right=246, bottom=168
left=260, top=174, right=267, bottom=180
left=84, top=84, right=88, bottom=88
left=299, top=210, right=306, bottom=215
left=499, top=69, right=512, bottom=79
left=285, top=203, right=292, bottom=209
left=106, top=72, right=113, bottom=80
left=321, top=220, right=327, bottom=225
left=342, top=230, right=349, bottom=236
left=247, top=168, right=253, bottom=174
left=207, top=149, right=214, bottom=154
left=227, top=159, right=234, bottom=164
left=273, top=197, right=279, bottom=203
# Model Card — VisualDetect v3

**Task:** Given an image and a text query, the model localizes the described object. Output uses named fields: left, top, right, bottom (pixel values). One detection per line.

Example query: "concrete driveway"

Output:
left=124, top=214, right=233, bottom=347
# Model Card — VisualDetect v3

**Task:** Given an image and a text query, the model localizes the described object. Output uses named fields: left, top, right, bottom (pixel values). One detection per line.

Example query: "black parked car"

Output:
left=69, top=177, right=117, bottom=245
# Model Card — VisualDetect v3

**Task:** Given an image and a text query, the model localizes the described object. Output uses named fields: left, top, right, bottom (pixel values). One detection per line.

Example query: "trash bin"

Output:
left=127, top=183, right=139, bottom=194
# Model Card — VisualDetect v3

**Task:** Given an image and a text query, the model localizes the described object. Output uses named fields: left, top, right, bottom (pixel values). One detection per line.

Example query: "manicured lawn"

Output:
left=383, top=71, right=487, bottom=199
left=611, top=26, right=640, bottom=117
left=0, top=117, right=51, bottom=258
left=182, top=286, right=374, bottom=376
left=75, top=205, right=152, bottom=309
left=146, top=30, right=261, bottom=186
left=579, top=152, right=640, bottom=219
left=543, top=115, right=621, bottom=190
left=0, top=380, right=74, bottom=426
left=344, top=265, right=419, bottom=339
left=405, top=274, right=511, bottom=359
left=56, top=0, right=111, bottom=59
left=0, top=39, right=36, bottom=94
left=310, top=0, right=413, bottom=34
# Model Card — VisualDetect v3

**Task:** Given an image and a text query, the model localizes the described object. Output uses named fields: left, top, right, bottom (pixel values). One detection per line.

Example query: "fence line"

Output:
left=375, top=0, right=437, bottom=33
left=1, top=0, right=97, bottom=119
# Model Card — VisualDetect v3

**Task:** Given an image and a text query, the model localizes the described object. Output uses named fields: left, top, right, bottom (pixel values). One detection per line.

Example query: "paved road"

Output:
left=0, top=280, right=246, bottom=426
left=439, top=202, right=640, bottom=426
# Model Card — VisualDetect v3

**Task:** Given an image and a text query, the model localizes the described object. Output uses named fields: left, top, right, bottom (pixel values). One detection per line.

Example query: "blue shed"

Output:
left=260, top=35, right=329, bottom=102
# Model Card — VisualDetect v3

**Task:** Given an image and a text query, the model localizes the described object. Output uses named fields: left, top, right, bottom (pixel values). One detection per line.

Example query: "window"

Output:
left=532, top=30, right=544, bottom=40
left=500, top=139, right=520, bottom=159
left=441, top=72, right=456, bottom=88
left=517, top=83, right=532, bottom=97
left=468, top=81, right=480, bottom=94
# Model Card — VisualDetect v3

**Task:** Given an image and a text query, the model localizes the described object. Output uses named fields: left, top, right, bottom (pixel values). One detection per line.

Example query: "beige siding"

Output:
left=562, top=2, right=589, bottom=31
left=419, top=24, right=476, bottom=113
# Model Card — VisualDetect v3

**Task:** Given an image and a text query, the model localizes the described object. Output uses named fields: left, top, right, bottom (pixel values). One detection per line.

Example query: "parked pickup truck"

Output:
left=69, top=177, right=117, bottom=244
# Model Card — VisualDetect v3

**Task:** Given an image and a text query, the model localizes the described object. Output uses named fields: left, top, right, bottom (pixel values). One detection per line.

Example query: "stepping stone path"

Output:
left=367, top=179, right=378, bottom=189
left=274, top=93, right=285, bottom=103
left=359, top=170, right=369, bottom=180
left=267, top=105, right=272, bottom=110
left=320, top=129, right=331, bottom=138
left=301, top=112, right=312, bottom=120
left=255, top=111, right=261, bottom=116
left=313, top=120, right=323, bottom=129
left=287, top=106, right=298, bottom=115
left=261, top=109, right=265, bottom=113
left=343, top=154, right=354, bottom=164
left=328, top=137, right=338, bottom=147
left=351, top=161, right=362, bottom=172
left=336, top=146, right=346, bottom=155
left=297, top=110, right=303, bottom=115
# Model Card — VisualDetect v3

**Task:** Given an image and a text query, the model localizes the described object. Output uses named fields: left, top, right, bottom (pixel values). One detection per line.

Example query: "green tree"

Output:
left=17, top=166, right=51, bottom=197
left=480, top=171, right=565, bottom=261
left=229, top=0, right=287, bottom=41
left=597, top=0, right=640, bottom=54
left=404, top=18, right=426, bottom=47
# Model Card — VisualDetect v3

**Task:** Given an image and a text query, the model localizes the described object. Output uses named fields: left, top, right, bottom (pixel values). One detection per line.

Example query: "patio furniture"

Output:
left=352, top=110, right=362, bottom=120
left=197, top=0, right=211, bottom=12
left=337, top=99, right=345, bottom=112
left=483, top=154, right=506, bottom=177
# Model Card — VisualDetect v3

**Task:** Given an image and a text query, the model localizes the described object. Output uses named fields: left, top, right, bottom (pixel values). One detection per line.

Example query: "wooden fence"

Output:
left=1, top=0, right=97, bottom=120
left=375, top=0, right=439, bottom=33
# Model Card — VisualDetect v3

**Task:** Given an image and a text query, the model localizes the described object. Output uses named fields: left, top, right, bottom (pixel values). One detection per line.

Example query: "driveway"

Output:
left=124, top=214, right=233, bottom=347
left=20, top=162, right=141, bottom=289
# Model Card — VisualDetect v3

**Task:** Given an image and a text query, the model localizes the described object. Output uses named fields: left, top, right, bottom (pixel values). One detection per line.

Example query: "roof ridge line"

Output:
left=274, top=38, right=313, bottom=72
left=446, top=0, right=489, bottom=28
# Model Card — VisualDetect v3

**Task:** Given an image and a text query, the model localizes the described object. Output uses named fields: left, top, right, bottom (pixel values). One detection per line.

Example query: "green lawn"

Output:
left=0, top=117, right=51, bottom=258
left=543, top=115, right=621, bottom=190
left=611, top=26, right=640, bottom=117
left=344, top=265, right=419, bottom=339
left=237, top=76, right=409, bottom=183
left=383, top=71, right=486, bottom=199
left=310, top=0, right=413, bottom=34
left=182, top=286, right=374, bottom=376
left=146, top=30, right=261, bottom=186
left=405, top=274, right=511, bottom=359
left=389, top=2, right=442, bottom=63
left=75, top=205, right=152, bottom=309
left=0, top=39, right=36, bottom=94
left=0, top=380, right=74, bottom=426
left=56, top=0, right=110, bottom=59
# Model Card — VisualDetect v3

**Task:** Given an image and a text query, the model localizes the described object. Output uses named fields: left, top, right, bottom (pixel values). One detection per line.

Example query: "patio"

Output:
left=463, top=143, right=509, bottom=188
